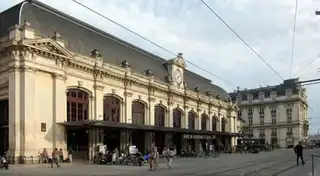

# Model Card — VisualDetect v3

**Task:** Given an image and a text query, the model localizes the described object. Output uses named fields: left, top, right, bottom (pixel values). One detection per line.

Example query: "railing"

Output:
left=6, top=155, right=42, bottom=164
left=312, top=154, right=320, bottom=176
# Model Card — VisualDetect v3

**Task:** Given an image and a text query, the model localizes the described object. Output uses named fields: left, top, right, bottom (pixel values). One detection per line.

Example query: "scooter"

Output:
left=0, top=152, right=8, bottom=170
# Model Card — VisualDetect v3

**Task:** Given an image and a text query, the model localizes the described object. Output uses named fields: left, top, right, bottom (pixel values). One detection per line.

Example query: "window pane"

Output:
left=71, top=103, right=77, bottom=121
left=78, top=103, right=83, bottom=121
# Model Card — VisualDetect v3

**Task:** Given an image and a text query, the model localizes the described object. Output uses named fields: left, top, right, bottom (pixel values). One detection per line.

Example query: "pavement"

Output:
left=1, top=149, right=320, bottom=176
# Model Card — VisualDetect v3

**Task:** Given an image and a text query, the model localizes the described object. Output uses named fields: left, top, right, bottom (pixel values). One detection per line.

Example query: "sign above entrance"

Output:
left=183, top=134, right=215, bottom=139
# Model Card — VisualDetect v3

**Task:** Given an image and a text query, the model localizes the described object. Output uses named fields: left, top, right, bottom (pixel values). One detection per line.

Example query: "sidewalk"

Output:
left=281, top=160, right=320, bottom=176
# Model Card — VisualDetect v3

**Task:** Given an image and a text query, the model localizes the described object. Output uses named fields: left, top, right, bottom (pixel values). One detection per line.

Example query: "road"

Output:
left=1, top=149, right=320, bottom=176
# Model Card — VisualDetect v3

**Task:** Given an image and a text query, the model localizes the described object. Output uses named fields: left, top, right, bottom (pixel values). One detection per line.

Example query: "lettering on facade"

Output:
left=183, top=134, right=215, bottom=139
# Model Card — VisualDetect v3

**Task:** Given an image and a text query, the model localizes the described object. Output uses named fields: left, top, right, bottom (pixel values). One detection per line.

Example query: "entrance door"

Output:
left=173, top=133, right=182, bottom=154
left=132, top=130, right=145, bottom=152
left=103, top=129, right=120, bottom=151
left=67, top=129, right=89, bottom=159
left=155, top=132, right=165, bottom=152
left=0, top=100, right=8, bottom=154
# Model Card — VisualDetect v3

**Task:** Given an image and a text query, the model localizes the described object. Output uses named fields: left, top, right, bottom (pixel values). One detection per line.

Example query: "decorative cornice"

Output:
left=21, top=66, right=37, bottom=73
left=53, top=73, right=66, bottom=80
left=148, top=97, right=156, bottom=102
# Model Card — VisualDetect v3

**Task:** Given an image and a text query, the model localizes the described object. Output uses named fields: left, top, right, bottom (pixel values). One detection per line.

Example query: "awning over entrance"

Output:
left=57, top=120, right=240, bottom=137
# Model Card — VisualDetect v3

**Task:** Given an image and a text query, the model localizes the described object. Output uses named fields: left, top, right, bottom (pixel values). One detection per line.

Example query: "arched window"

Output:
left=201, top=114, right=208, bottom=130
left=221, top=118, right=227, bottom=132
left=103, top=96, right=121, bottom=122
left=67, top=89, right=89, bottom=121
left=173, top=108, right=182, bottom=128
left=155, top=105, right=165, bottom=127
left=132, top=101, right=145, bottom=125
left=212, top=116, right=217, bottom=131
left=188, top=111, right=196, bottom=130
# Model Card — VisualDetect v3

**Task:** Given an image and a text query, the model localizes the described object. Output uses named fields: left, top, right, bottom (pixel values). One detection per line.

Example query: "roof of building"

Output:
left=229, top=78, right=300, bottom=101
left=0, top=0, right=230, bottom=101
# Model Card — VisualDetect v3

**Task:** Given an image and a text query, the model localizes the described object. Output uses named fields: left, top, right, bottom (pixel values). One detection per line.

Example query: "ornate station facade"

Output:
left=0, top=0, right=241, bottom=161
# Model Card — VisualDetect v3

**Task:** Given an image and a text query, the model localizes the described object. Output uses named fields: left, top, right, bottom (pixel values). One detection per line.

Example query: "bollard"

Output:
left=31, top=156, right=33, bottom=164
left=24, top=156, right=26, bottom=164
left=312, top=155, right=315, bottom=176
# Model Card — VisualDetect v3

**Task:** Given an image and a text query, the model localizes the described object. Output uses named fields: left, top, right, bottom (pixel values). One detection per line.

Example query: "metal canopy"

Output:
left=57, top=120, right=239, bottom=137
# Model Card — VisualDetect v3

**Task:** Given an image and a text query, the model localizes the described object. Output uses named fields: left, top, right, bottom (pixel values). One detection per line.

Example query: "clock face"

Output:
left=175, top=69, right=182, bottom=85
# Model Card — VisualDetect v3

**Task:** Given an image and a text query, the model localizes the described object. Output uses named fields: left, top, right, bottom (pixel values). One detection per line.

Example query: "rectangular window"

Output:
left=78, top=104, right=83, bottom=121
left=41, top=123, right=46, bottom=132
left=287, top=114, right=292, bottom=123
left=67, top=102, right=70, bottom=121
left=249, top=116, right=253, bottom=126
left=272, top=128, right=277, bottom=135
left=272, top=115, right=276, bottom=124
left=260, top=116, right=264, bottom=125
left=71, top=103, right=77, bottom=121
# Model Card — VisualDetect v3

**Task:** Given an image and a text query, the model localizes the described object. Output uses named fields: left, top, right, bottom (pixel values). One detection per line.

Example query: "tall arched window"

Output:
left=104, top=96, right=121, bottom=122
left=67, top=89, right=89, bottom=121
left=132, top=101, right=145, bottom=125
left=188, top=111, right=196, bottom=130
left=201, top=114, right=208, bottom=130
left=155, top=105, right=165, bottom=127
left=173, top=108, right=182, bottom=128
left=221, top=118, right=227, bottom=132
left=212, top=116, right=217, bottom=131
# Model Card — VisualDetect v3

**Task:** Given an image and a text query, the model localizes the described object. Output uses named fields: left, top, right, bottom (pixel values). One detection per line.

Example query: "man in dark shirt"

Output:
left=294, top=141, right=305, bottom=165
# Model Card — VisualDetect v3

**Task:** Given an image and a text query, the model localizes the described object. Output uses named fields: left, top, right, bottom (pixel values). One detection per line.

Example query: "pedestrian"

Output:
left=59, top=148, right=64, bottom=163
left=294, top=141, right=305, bottom=166
left=68, top=148, right=73, bottom=163
left=51, top=148, right=60, bottom=168
left=164, top=148, right=173, bottom=169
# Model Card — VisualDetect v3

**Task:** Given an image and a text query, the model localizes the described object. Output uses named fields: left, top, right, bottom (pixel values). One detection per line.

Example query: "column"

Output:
left=145, top=132, right=155, bottom=150
left=53, top=74, right=67, bottom=156
left=94, top=85, right=104, bottom=120
left=197, top=110, right=201, bottom=130
left=124, top=92, right=133, bottom=123
left=184, top=106, right=189, bottom=129
left=167, top=107, right=173, bottom=127
left=21, top=66, right=37, bottom=158
left=209, top=116, right=213, bottom=131
left=120, top=129, right=132, bottom=153
left=149, top=98, right=155, bottom=126
left=8, top=66, right=21, bottom=160
left=88, top=128, right=96, bottom=162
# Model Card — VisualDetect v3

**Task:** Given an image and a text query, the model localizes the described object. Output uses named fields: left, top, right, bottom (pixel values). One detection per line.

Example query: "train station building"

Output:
left=0, top=0, right=241, bottom=162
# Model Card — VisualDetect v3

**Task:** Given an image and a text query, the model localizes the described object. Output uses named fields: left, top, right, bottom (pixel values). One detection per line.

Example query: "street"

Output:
left=1, top=149, right=320, bottom=176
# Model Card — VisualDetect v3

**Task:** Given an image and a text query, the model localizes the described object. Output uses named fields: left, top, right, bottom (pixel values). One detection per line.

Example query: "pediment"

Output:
left=20, top=38, right=74, bottom=59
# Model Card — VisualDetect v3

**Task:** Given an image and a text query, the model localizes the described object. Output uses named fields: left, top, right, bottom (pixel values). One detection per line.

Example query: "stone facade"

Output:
left=0, top=1, right=241, bottom=162
left=229, top=79, right=309, bottom=148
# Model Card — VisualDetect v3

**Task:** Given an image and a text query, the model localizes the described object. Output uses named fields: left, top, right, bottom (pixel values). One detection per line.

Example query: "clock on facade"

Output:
left=175, top=69, right=183, bottom=85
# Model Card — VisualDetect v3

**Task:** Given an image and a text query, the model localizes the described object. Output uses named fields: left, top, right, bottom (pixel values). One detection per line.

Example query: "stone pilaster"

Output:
left=8, top=66, right=21, bottom=159
left=167, top=105, right=173, bottom=127
left=197, top=109, right=201, bottom=130
left=124, top=91, right=133, bottom=123
left=20, top=66, right=37, bottom=157
left=184, top=106, right=189, bottom=129
left=149, top=97, right=156, bottom=126
left=52, top=73, right=67, bottom=155
left=209, top=116, right=213, bottom=131
left=94, top=85, right=104, bottom=120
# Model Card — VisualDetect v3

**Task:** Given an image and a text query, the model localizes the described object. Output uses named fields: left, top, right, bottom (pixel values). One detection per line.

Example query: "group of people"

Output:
left=147, top=147, right=174, bottom=171
left=42, top=148, right=69, bottom=168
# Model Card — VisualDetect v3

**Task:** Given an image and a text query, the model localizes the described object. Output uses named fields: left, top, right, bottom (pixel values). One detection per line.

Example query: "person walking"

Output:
left=164, top=148, right=173, bottom=169
left=294, top=141, right=305, bottom=166
left=51, top=148, right=60, bottom=168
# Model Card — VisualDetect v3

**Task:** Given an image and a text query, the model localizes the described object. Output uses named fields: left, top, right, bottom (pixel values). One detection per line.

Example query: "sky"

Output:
left=1, top=0, right=320, bottom=134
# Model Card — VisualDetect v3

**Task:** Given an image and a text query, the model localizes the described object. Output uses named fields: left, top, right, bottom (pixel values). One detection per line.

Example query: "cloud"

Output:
left=1, top=0, right=320, bottom=133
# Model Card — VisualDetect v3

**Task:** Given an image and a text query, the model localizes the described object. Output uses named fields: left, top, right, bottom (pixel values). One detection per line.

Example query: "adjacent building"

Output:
left=229, top=79, right=309, bottom=148
left=0, top=0, right=241, bottom=162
